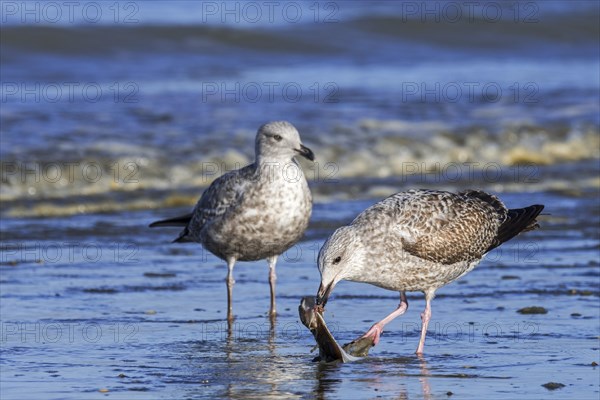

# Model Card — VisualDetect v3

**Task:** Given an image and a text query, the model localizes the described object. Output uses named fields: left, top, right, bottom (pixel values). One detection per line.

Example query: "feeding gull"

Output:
left=150, top=121, right=314, bottom=319
left=316, top=189, right=543, bottom=354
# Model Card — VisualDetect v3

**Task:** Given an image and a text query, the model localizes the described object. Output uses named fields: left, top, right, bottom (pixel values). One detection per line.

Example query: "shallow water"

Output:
left=1, top=1, right=599, bottom=398
left=1, top=190, right=599, bottom=399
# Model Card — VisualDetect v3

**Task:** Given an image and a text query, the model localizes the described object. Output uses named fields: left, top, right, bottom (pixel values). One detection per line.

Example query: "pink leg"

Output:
left=416, top=290, right=435, bottom=354
left=360, top=292, right=408, bottom=346
left=267, top=256, right=278, bottom=317
left=226, top=257, right=236, bottom=321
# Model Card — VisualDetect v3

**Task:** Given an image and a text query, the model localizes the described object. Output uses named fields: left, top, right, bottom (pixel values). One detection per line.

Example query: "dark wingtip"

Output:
left=488, top=204, right=545, bottom=252
left=148, top=213, right=193, bottom=228
left=528, top=205, right=545, bottom=224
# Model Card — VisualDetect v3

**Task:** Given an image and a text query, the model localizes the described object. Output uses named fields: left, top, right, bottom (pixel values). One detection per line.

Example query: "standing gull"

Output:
left=316, top=189, right=543, bottom=354
left=150, top=121, right=314, bottom=319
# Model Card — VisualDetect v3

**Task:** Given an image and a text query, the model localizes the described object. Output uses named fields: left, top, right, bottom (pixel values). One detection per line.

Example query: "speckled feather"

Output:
left=182, top=161, right=312, bottom=261
left=320, top=189, right=543, bottom=293
left=171, top=122, right=313, bottom=262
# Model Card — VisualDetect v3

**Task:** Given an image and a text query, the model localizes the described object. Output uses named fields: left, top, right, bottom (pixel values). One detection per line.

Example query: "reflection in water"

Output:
left=418, top=355, right=432, bottom=400
left=268, top=314, right=277, bottom=358
left=313, top=362, right=343, bottom=400
left=181, top=317, right=311, bottom=399
left=311, top=353, right=433, bottom=399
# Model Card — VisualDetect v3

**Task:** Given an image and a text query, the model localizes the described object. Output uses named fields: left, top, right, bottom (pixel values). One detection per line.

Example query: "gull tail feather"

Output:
left=149, top=214, right=193, bottom=244
left=488, top=204, right=544, bottom=252
left=149, top=214, right=192, bottom=228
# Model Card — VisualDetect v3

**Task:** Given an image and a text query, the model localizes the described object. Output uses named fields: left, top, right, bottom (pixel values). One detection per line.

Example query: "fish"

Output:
left=299, top=296, right=374, bottom=362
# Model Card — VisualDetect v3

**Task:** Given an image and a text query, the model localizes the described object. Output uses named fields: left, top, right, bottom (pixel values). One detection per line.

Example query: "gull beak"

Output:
left=316, top=281, right=334, bottom=307
left=295, top=144, right=315, bottom=161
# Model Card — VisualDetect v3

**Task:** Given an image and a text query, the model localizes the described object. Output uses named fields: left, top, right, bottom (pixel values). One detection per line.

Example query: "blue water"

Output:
left=1, top=1, right=599, bottom=398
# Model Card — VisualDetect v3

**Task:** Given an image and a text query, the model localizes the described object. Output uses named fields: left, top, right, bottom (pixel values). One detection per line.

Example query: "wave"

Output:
left=1, top=121, right=598, bottom=217
left=0, top=25, right=336, bottom=57
left=2, top=10, right=598, bottom=58
left=350, top=12, right=599, bottom=51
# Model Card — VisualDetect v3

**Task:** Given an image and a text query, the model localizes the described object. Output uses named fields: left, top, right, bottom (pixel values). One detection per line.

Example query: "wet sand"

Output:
left=1, top=191, right=598, bottom=399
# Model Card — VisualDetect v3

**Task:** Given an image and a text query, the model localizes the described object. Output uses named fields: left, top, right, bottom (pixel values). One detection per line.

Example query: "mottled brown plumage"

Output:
left=316, top=189, right=543, bottom=354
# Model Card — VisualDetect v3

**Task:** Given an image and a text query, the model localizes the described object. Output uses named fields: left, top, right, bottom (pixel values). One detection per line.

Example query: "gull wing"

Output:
left=379, top=190, right=508, bottom=265
left=175, top=164, right=256, bottom=241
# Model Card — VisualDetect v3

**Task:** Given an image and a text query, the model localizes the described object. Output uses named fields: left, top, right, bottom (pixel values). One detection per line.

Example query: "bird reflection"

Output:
left=417, top=355, right=432, bottom=400
left=312, top=354, right=433, bottom=399
left=314, top=362, right=344, bottom=400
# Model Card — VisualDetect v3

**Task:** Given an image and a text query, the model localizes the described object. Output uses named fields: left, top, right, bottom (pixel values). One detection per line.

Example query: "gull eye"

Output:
left=273, top=134, right=282, bottom=141
left=333, top=256, right=341, bottom=264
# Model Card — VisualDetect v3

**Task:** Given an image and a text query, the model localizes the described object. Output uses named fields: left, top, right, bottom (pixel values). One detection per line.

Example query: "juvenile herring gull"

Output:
left=150, top=121, right=314, bottom=319
left=316, top=189, right=543, bottom=354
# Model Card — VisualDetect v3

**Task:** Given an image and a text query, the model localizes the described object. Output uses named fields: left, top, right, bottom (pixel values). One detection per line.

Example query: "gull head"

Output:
left=316, top=225, right=365, bottom=307
left=255, top=121, right=315, bottom=162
